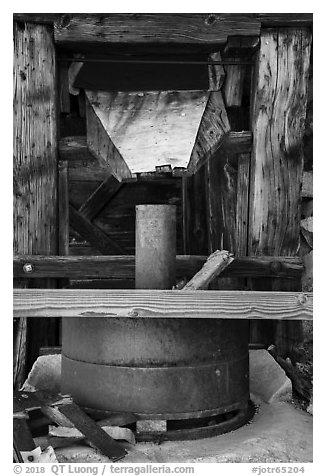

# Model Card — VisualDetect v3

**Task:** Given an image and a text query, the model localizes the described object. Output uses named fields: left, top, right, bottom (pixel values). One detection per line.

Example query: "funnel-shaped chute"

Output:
left=86, top=89, right=230, bottom=180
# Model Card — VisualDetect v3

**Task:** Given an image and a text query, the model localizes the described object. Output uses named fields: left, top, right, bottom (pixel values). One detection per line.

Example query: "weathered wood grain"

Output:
left=86, top=90, right=208, bottom=175
left=248, top=29, right=311, bottom=256
left=14, top=13, right=312, bottom=30
left=54, top=14, right=261, bottom=45
left=58, top=161, right=69, bottom=256
left=13, top=255, right=304, bottom=280
left=69, top=205, right=126, bottom=255
left=187, top=91, right=230, bottom=175
left=13, top=22, right=58, bottom=386
left=86, top=98, right=132, bottom=182
left=78, top=176, right=123, bottom=221
left=182, top=166, right=209, bottom=255
left=248, top=28, right=312, bottom=353
left=223, top=59, right=245, bottom=107
left=235, top=153, right=251, bottom=257
left=58, top=61, right=70, bottom=114
left=13, top=289, right=313, bottom=320
left=208, top=52, right=225, bottom=91
left=182, top=250, right=234, bottom=290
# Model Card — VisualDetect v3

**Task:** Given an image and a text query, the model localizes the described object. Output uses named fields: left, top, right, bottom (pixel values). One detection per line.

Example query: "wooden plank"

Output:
left=59, top=135, right=112, bottom=181
left=58, top=160, right=69, bottom=256
left=69, top=205, right=126, bottom=255
left=223, top=131, right=252, bottom=153
left=58, top=403, right=127, bottom=461
left=223, top=59, right=245, bottom=107
left=78, top=176, right=123, bottom=221
left=208, top=52, right=225, bottom=91
left=13, top=289, right=313, bottom=320
left=13, top=22, right=59, bottom=386
left=236, top=153, right=251, bottom=256
left=187, top=91, right=230, bottom=175
left=54, top=14, right=261, bottom=45
left=14, top=13, right=312, bottom=30
left=248, top=28, right=312, bottom=353
left=58, top=61, right=70, bottom=114
left=13, top=255, right=304, bottom=280
left=86, top=90, right=209, bottom=175
left=86, top=98, right=132, bottom=182
left=182, top=167, right=209, bottom=255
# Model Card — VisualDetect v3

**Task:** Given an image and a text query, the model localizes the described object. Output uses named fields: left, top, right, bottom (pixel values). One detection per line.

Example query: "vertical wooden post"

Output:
left=182, top=168, right=208, bottom=256
left=13, top=22, right=58, bottom=385
left=248, top=28, right=312, bottom=354
left=205, top=145, right=250, bottom=290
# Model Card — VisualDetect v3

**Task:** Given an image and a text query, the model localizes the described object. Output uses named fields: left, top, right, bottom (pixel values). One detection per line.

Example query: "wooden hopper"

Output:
left=85, top=89, right=231, bottom=181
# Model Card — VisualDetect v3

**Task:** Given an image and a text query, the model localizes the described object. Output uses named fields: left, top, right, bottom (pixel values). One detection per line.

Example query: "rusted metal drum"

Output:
left=62, top=317, right=249, bottom=418
left=61, top=204, right=249, bottom=420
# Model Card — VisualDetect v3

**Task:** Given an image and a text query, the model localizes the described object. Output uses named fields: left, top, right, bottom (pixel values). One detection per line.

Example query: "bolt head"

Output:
left=23, top=263, right=34, bottom=273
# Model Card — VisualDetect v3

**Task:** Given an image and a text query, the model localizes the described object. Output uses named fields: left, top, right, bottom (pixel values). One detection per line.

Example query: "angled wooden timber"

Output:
left=78, top=176, right=123, bottom=221
left=86, top=99, right=132, bottom=182
left=13, top=255, right=304, bottom=280
left=208, top=52, right=225, bottom=91
left=69, top=205, right=126, bottom=255
left=13, top=289, right=313, bottom=320
left=86, top=90, right=209, bottom=175
left=187, top=91, right=230, bottom=175
left=58, top=403, right=127, bottom=461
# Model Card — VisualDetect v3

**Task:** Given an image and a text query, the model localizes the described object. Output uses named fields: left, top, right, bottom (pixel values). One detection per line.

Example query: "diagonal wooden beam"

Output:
left=78, top=176, right=123, bottom=222
left=69, top=204, right=126, bottom=255
left=187, top=91, right=230, bottom=175
left=86, top=98, right=132, bottom=182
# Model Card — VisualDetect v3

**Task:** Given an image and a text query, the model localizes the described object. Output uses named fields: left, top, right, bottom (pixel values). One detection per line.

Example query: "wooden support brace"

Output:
left=69, top=204, right=126, bottom=255
left=182, top=249, right=234, bottom=290
left=78, top=175, right=123, bottom=221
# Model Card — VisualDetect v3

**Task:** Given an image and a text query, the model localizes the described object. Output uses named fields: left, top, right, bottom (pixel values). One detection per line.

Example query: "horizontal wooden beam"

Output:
left=13, top=289, right=313, bottom=320
left=54, top=14, right=261, bottom=45
left=13, top=255, right=304, bottom=280
left=14, top=14, right=312, bottom=31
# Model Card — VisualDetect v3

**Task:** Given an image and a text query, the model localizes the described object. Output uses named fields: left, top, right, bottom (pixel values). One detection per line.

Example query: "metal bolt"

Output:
left=23, top=263, right=34, bottom=274
left=28, top=455, right=34, bottom=462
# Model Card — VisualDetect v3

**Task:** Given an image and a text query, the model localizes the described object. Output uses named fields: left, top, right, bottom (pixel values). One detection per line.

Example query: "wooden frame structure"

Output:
left=13, top=13, right=313, bottom=387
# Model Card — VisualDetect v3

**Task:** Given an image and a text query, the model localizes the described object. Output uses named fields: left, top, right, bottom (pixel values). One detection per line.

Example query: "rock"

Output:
left=249, top=350, right=292, bottom=403
left=300, top=217, right=313, bottom=248
left=21, top=354, right=62, bottom=393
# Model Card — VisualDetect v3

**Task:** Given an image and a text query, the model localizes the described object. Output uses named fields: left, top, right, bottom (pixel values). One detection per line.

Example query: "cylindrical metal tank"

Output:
left=61, top=204, right=249, bottom=420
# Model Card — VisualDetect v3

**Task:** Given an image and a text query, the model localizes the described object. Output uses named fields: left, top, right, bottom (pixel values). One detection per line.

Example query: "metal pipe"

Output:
left=57, top=58, right=253, bottom=65
left=135, top=204, right=176, bottom=290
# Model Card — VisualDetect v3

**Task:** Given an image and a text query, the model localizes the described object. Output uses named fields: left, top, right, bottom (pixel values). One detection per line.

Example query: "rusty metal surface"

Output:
left=61, top=351, right=249, bottom=418
left=135, top=402, right=256, bottom=442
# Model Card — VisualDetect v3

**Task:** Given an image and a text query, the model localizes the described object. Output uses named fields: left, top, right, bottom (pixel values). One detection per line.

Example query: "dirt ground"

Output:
left=50, top=401, right=312, bottom=464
